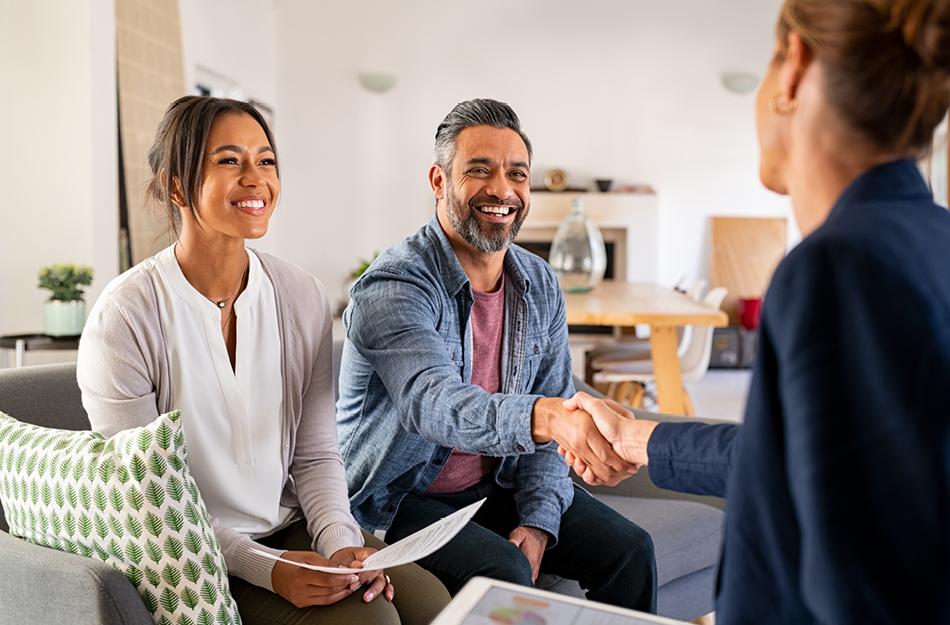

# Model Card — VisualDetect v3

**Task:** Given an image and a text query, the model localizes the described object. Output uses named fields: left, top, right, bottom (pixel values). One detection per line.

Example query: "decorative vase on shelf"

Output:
left=43, top=300, right=86, bottom=336
left=37, top=263, right=94, bottom=337
left=549, top=198, right=607, bottom=293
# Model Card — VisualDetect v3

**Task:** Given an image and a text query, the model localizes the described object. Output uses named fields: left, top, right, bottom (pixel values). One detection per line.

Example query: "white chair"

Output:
left=592, top=286, right=727, bottom=416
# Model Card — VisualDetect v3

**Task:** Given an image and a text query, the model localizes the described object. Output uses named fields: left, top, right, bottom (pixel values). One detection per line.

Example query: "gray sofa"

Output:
left=0, top=360, right=725, bottom=624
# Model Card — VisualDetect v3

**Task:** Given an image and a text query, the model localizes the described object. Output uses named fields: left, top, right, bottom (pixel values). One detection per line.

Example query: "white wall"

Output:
left=0, top=0, right=118, bottom=336
left=271, top=0, right=794, bottom=307
left=178, top=0, right=279, bottom=110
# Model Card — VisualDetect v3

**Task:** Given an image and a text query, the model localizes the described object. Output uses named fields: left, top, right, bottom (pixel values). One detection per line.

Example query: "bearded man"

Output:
left=336, top=99, right=656, bottom=611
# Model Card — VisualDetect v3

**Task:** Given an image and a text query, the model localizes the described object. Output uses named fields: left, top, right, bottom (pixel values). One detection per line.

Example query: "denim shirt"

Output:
left=337, top=216, right=575, bottom=541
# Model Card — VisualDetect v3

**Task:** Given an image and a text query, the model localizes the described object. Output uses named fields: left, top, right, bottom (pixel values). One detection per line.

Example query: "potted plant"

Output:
left=37, top=264, right=94, bottom=336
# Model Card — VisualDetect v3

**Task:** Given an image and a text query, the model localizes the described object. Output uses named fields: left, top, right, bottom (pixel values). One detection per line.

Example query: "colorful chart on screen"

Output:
left=463, top=587, right=662, bottom=625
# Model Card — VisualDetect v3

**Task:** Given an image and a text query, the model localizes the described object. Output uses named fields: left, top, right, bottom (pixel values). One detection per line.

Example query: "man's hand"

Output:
left=329, top=546, right=394, bottom=603
left=271, top=550, right=361, bottom=608
left=558, top=393, right=659, bottom=485
left=508, top=526, right=549, bottom=582
left=532, top=397, right=638, bottom=486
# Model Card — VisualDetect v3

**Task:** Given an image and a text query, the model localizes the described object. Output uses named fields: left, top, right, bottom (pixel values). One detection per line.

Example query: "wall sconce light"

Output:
left=720, top=72, right=759, bottom=95
left=358, top=72, right=397, bottom=94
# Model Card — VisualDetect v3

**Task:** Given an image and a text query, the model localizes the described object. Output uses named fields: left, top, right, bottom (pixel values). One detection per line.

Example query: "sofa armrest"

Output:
left=0, top=531, right=154, bottom=625
left=570, top=376, right=728, bottom=510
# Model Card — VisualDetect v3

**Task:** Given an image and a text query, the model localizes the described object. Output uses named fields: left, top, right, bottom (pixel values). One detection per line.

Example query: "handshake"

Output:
left=532, top=392, right=659, bottom=486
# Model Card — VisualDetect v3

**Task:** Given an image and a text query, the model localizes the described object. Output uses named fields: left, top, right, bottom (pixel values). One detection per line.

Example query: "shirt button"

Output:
left=533, top=345, right=540, bottom=355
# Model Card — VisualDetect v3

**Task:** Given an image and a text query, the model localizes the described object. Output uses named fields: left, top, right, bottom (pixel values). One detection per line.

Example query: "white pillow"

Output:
left=0, top=410, right=241, bottom=625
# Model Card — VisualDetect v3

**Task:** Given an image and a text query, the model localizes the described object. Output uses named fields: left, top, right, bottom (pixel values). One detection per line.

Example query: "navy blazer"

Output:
left=647, top=161, right=950, bottom=624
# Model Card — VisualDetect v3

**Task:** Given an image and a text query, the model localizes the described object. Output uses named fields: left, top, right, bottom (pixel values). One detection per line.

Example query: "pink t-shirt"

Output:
left=426, top=278, right=505, bottom=494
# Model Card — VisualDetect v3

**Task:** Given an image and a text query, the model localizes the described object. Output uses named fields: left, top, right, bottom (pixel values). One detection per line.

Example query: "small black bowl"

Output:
left=594, top=178, right=613, bottom=192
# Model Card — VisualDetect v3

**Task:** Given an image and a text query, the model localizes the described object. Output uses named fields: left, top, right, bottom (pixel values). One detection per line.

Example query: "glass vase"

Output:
left=549, top=198, right=607, bottom=293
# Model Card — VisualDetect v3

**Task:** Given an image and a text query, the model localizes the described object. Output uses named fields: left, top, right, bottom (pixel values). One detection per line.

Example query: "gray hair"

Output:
left=434, top=99, right=533, bottom=174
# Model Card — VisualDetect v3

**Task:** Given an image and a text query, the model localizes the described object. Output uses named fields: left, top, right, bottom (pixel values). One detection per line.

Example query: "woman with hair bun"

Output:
left=564, top=1, right=950, bottom=622
left=78, top=96, right=449, bottom=625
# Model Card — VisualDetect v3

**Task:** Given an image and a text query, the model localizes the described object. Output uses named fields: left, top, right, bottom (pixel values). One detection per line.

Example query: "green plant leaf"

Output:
left=126, top=487, right=145, bottom=511
left=58, top=457, right=71, bottom=479
left=160, top=587, right=180, bottom=614
left=94, top=545, right=110, bottom=562
left=130, top=454, right=148, bottom=482
left=142, top=588, right=159, bottom=614
left=125, top=565, right=144, bottom=587
left=216, top=604, right=230, bottom=625
left=164, top=535, right=184, bottom=560
left=30, top=480, right=39, bottom=504
left=25, top=453, right=38, bottom=475
left=145, top=539, right=163, bottom=564
left=63, top=511, right=76, bottom=536
left=108, top=538, right=123, bottom=560
left=93, top=485, right=107, bottom=512
left=149, top=451, right=168, bottom=478
left=199, top=580, right=218, bottom=605
left=182, top=559, right=201, bottom=583
left=50, top=512, right=62, bottom=534
left=136, top=430, right=153, bottom=454
left=183, top=501, right=201, bottom=525
left=125, top=515, right=144, bottom=539
left=144, top=565, right=161, bottom=587
left=180, top=587, right=200, bottom=611
left=72, top=456, right=86, bottom=482
left=78, top=514, right=92, bottom=539
left=156, top=421, right=173, bottom=451
left=162, top=563, right=182, bottom=586
left=78, top=484, right=91, bottom=508
left=201, top=554, right=219, bottom=578
left=126, top=542, right=144, bottom=565
left=116, top=465, right=131, bottom=484
left=145, top=480, right=165, bottom=509
left=158, top=617, right=174, bottom=625
left=197, top=609, right=214, bottom=625
left=109, top=486, right=124, bottom=512
left=108, top=515, right=125, bottom=539
left=165, top=507, right=184, bottom=533
left=37, top=455, right=48, bottom=477
left=184, top=530, right=202, bottom=555
left=41, top=483, right=52, bottom=506
left=65, top=483, right=78, bottom=507
left=165, top=475, right=184, bottom=502
left=98, top=457, right=115, bottom=483
left=167, top=453, right=184, bottom=472
left=53, top=482, right=65, bottom=507
left=94, top=515, right=109, bottom=540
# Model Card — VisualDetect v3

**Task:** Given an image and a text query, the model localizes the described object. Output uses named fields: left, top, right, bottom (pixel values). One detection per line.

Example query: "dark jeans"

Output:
left=386, top=480, right=657, bottom=613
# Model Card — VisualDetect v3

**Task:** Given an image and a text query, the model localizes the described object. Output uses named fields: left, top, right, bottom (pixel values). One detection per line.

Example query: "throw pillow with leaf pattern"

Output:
left=0, top=410, right=241, bottom=625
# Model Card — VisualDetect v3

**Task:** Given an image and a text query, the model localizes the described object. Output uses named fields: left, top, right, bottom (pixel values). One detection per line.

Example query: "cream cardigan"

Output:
left=77, top=248, right=363, bottom=591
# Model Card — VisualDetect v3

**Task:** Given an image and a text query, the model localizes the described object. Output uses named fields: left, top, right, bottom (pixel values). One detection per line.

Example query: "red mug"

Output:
left=738, top=297, right=762, bottom=330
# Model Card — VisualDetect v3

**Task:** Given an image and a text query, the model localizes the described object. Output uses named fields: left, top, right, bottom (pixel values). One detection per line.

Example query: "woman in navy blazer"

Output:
left=563, top=1, right=950, bottom=623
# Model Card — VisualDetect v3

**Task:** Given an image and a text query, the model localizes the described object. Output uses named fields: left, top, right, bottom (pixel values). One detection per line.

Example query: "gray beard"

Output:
left=445, top=187, right=526, bottom=253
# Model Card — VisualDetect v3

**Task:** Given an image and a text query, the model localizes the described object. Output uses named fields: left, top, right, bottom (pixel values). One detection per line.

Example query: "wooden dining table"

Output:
left=563, top=281, right=728, bottom=415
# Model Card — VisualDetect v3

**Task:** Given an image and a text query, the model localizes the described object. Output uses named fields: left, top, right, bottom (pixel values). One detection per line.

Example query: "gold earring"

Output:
left=769, top=91, right=798, bottom=115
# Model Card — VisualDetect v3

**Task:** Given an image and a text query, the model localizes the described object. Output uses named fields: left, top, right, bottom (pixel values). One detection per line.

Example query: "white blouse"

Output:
left=153, top=244, right=294, bottom=537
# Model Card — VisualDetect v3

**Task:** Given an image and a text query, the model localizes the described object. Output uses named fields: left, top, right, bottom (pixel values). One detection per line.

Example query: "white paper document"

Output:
left=251, top=498, right=485, bottom=574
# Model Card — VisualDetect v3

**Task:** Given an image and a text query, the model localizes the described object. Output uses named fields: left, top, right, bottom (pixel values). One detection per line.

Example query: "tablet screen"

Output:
left=460, top=586, right=664, bottom=625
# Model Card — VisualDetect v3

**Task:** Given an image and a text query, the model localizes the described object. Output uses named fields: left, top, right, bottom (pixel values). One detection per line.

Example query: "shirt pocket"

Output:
left=521, top=333, right=550, bottom=392
left=441, top=337, right=464, bottom=374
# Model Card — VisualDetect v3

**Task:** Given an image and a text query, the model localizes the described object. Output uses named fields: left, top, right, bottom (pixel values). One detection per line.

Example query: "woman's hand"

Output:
left=271, top=550, right=361, bottom=608
left=330, top=546, right=395, bottom=603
